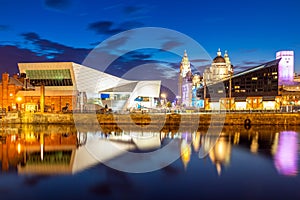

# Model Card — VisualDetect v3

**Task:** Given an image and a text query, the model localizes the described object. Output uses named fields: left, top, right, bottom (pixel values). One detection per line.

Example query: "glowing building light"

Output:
left=276, top=51, right=294, bottom=85
left=274, top=131, right=298, bottom=176
left=16, top=96, right=22, bottom=102
left=17, top=143, right=21, bottom=154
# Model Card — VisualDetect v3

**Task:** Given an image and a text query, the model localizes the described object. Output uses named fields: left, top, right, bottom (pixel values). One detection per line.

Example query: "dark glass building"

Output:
left=198, top=59, right=280, bottom=99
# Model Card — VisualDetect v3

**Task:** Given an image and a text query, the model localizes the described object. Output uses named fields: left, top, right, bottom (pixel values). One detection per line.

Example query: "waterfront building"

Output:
left=0, top=62, right=161, bottom=112
left=0, top=73, right=24, bottom=111
left=276, top=51, right=294, bottom=85
left=178, top=50, right=202, bottom=108
left=203, top=49, right=233, bottom=85
left=197, top=50, right=300, bottom=110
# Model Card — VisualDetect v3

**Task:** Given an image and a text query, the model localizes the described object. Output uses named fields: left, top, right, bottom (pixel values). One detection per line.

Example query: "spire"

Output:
left=224, top=50, right=228, bottom=57
left=217, top=48, right=221, bottom=57
left=180, top=50, right=191, bottom=77
left=224, top=50, right=231, bottom=66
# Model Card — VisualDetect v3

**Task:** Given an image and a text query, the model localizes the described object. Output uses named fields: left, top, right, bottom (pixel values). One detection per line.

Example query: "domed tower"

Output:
left=203, top=49, right=232, bottom=84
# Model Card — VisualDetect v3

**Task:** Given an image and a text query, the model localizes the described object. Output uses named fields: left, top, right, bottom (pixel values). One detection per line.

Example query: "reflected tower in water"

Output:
left=274, top=131, right=298, bottom=176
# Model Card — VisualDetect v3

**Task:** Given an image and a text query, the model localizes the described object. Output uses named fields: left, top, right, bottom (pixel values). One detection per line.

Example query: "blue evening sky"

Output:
left=1, top=0, right=300, bottom=77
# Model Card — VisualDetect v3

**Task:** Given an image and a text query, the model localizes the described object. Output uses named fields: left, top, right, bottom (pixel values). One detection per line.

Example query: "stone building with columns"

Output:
left=203, top=48, right=233, bottom=85
left=178, top=50, right=202, bottom=107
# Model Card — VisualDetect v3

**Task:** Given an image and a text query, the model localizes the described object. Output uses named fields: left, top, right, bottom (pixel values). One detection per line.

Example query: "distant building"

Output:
left=276, top=51, right=294, bottom=85
left=178, top=50, right=202, bottom=108
left=198, top=50, right=300, bottom=111
left=203, top=49, right=233, bottom=85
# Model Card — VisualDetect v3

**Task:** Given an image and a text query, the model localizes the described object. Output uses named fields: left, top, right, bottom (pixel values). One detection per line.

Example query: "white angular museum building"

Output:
left=17, top=62, right=161, bottom=112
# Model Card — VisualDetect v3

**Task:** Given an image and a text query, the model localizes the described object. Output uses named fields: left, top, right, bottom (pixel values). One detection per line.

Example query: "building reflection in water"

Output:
left=274, top=131, right=298, bottom=176
left=192, top=131, right=201, bottom=152
left=0, top=125, right=298, bottom=176
left=180, top=132, right=192, bottom=169
left=0, top=131, right=77, bottom=174
left=250, top=132, right=259, bottom=153
left=208, top=136, right=232, bottom=176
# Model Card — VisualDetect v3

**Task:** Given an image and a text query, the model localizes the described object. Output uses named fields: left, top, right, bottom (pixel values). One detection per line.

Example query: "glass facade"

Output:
left=198, top=59, right=280, bottom=99
left=26, top=69, right=73, bottom=86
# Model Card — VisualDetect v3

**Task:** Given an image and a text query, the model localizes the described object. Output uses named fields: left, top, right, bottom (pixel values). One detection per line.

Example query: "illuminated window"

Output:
left=240, top=90, right=246, bottom=92
left=252, top=77, right=258, bottom=80
left=218, top=90, right=224, bottom=93
left=272, top=72, right=277, bottom=75
left=26, top=69, right=73, bottom=86
left=234, top=85, right=240, bottom=89
left=274, top=76, right=277, bottom=79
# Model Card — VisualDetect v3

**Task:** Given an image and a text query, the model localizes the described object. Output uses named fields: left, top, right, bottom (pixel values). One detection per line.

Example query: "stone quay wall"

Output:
left=1, top=112, right=300, bottom=126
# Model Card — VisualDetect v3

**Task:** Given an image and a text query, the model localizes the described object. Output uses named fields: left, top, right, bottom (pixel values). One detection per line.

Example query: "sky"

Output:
left=1, top=0, right=300, bottom=98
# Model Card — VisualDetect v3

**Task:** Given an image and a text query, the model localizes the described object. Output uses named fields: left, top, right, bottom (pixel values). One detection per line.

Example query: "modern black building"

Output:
left=197, top=59, right=280, bottom=99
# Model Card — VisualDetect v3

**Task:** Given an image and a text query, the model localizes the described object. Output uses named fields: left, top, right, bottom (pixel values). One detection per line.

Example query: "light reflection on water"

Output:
left=274, top=131, right=298, bottom=176
left=0, top=124, right=299, bottom=199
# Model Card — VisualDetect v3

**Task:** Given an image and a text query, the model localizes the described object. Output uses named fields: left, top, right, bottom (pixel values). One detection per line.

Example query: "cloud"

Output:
left=44, top=0, right=72, bottom=10
left=190, top=59, right=210, bottom=63
left=21, top=32, right=40, bottom=41
left=161, top=41, right=183, bottom=51
left=90, top=35, right=130, bottom=50
left=0, top=32, right=93, bottom=75
left=241, top=60, right=266, bottom=65
left=88, top=21, right=121, bottom=35
left=123, top=6, right=139, bottom=14
left=21, top=32, right=91, bottom=60
left=87, top=20, right=143, bottom=35
left=0, top=45, right=47, bottom=75
left=0, top=25, right=9, bottom=31
left=123, top=6, right=142, bottom=15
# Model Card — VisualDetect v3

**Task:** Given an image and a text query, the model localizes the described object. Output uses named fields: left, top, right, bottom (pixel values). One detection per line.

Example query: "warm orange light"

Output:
left=17, top=143, right=21, bottom=154
left=9, top=93, right=13, bottom=97
left=16, top=96, right=22, bottom=102
left=161, top=93, right=166, bottom=99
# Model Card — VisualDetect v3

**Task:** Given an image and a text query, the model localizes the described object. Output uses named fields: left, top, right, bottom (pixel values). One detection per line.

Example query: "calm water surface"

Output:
left=0, top=124, right=299, bottom=200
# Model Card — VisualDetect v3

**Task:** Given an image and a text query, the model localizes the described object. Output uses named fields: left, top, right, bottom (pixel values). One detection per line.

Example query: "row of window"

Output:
left=26, top=69, right=72, bottom=80
left=30, top=79, right=73, bottom=86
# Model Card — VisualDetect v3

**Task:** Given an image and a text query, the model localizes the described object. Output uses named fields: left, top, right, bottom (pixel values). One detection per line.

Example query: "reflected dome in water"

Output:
left=209, top=137, right=232, bottom=175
